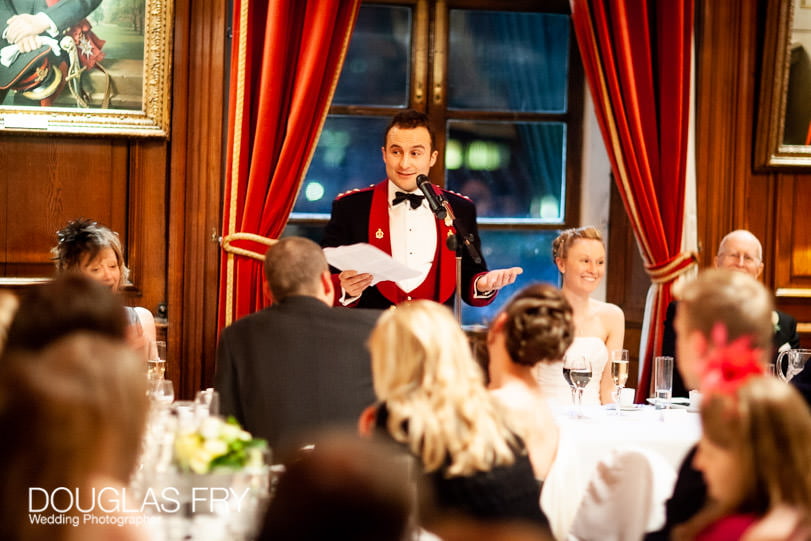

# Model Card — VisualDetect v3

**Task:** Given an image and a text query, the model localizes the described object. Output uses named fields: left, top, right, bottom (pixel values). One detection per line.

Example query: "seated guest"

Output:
left=215, top=236, right=380, bottom=453
left=3, top=273, right=128, bottom=356
left=535, top=227, right=624, bottom=406
left=51, top=218, right=157, bottom=358
left=646, top=269, right=774, bottom=540
left=363, top=300, right=550, bottom=533
left=0, top=333, right=150, bottom=541
left=487, top=283, right=574, bottom=480
left=673, top=366, right=811, bottom=539
left=662, top=229, right=800, bottom=397
left=258, top=430, right=412, bottom=541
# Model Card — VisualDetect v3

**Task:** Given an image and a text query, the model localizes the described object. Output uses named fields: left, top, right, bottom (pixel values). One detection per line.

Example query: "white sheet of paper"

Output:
left=323, top=243, right=421, bottom=285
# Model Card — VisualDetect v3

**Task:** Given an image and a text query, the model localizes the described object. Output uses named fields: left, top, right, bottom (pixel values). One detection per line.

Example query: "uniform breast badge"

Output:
left=375, top=228, right=384, bottom=239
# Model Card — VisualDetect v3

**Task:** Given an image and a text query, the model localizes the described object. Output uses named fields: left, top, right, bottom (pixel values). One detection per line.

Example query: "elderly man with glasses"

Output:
left=661, top=229, right=801, bottom=398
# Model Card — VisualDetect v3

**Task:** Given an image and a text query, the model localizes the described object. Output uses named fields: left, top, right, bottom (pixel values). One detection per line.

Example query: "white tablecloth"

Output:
left=541, top=405, right=702, bottom=540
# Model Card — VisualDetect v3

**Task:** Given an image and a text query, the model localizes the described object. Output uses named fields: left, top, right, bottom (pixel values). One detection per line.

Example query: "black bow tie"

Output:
left=392, top=191, right=425, bottom=209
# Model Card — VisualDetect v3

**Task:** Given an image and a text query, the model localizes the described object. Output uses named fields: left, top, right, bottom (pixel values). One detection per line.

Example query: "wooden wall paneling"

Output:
left=606, top=178, right=649, bottom=388
left=775, top=174, right=811, bottom=286
left=0, top=136, right=128, bottom=279
left=775, top=173, right=811, bottom=344
left=695, top=0, right=768, bottom=265
left=124, top=140, right=168, bottom=348
left=168, top=0, right=227, bottom=399
left=0, top=154, right=5, bottom=276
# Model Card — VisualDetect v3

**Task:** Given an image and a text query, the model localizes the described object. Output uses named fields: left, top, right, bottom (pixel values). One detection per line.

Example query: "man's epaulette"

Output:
left=443, top=188, right=472, bottom=202
left=336, top=185, right=375, bottom=200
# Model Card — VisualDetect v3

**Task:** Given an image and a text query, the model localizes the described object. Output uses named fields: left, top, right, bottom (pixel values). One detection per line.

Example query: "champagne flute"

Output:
left=611, top=349, right=630, bottom=414
left=569, top=356, right=592, bottom=418
left=146, top=340, right=167, bottom=393
left=146, top=358, right=166, bottom=385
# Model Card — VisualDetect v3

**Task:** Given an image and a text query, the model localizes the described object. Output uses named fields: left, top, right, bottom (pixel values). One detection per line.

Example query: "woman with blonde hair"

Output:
left=673, top=338, right=811, bottom=540
left=535, top=226, right=624, bottom=405
left=364, top=300, right=549, bottom=531
left=51, top=219, right=156, bottom=358
left=487, top=283, right=574, bottom=480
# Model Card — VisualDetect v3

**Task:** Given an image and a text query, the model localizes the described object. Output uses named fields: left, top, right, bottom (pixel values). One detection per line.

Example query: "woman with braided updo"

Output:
left=487, top=283, right=574, bottom=480
left=51, top=218, right=157, bottom=359
left=534, top=226, right=624, bottom=406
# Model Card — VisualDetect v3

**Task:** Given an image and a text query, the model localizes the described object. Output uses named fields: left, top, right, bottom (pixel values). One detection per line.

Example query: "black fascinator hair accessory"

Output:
left=56, top=218, right=98, bottom=247
left=52, top=218, right=106, bottom=271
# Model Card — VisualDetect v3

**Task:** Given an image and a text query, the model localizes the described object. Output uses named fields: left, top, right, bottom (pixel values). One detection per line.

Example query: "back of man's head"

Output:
left=264, top=237, right=328, bottom=301
left=680, top=268, right=773, bottom=354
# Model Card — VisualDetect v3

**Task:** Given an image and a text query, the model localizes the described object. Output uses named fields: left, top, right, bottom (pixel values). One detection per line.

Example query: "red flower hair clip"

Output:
left=700, top=323, right=765, bottom=397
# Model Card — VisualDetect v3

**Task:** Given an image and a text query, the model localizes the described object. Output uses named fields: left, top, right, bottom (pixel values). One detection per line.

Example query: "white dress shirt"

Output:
left=387, top=181, right=436, bottom=293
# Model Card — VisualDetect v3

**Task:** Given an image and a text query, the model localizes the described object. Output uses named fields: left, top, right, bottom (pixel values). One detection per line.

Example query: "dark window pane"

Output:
left=462, top=230, right=561, bottom=326
left=446, top=120, right=566, bottom=221
left=282, top=223, right=326, bottom=244
left=448, top=10, right=569, bottom=112
left=292, top=115, right=390, bottom=216
left=332, top=5, right=411, bottom=107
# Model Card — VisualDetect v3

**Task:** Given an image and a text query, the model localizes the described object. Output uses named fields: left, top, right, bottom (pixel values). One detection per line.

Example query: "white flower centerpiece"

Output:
left=174, top=415, right=267, bottom=475
left=144, top=415, right=271, bottom=540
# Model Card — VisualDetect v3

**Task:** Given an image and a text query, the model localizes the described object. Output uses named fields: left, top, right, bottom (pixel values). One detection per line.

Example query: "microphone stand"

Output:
left=434, top=199, right=483, bottom=324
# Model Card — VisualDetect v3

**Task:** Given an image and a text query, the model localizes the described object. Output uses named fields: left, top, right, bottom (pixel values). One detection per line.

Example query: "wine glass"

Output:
left=569, top=356, right=592, bottom=418
left=562, top=354, right=578, bottom=413
left=611, top=349, right=630, bottom=415
left=150, top=380, right=175, bottom=407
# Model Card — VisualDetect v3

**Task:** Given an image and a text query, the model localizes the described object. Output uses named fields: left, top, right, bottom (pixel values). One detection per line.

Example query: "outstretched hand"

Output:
left=476, top=267, right=523, bottom=294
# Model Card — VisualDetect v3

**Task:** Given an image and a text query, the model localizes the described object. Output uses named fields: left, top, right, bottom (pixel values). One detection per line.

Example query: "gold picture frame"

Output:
left=756, top=0, right=811, bottom=168
left=0, top=0, right=173, bottom=138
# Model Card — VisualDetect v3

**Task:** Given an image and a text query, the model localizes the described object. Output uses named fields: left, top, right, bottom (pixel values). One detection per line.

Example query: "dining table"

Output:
left=541, top=403, right=702, bottom=540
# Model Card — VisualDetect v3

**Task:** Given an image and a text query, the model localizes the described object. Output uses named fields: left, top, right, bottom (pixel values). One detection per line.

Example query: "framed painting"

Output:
left=756, top=0, right=811, bottom=168
left=0, top=0, right=173, bottom=137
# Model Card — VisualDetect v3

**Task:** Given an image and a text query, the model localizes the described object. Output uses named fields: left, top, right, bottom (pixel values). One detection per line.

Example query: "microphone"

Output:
left=416, top=174, right=447, bottom=220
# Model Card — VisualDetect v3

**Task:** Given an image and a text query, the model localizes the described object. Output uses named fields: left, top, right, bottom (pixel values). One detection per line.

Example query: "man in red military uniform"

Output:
left=322, top=110, right=522, bottom=309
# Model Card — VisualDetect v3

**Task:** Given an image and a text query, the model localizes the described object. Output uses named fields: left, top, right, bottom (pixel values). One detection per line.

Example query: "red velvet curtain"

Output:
left=571, top=0, right=697, bottom=401
left=219, top=0, right=360, bottom=329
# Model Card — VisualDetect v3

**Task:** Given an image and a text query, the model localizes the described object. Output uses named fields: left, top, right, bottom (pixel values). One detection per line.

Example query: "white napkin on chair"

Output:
left=567, top=447, right=677, bottom=541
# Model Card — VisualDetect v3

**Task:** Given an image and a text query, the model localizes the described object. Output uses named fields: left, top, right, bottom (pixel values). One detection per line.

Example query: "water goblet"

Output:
left=569, top=356, right=592, bottom=418
left=611, top=349, right=630, bottom=415
left=151, top=379, right=175, bottom=407
left=562, top=355, right=578, bottom=413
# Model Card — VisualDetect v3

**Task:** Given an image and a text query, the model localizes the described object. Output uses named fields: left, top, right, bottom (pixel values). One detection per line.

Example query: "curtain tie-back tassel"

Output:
left=221, top=232, right=277, bottom=261
left=645, top=251, right=699, bottom=284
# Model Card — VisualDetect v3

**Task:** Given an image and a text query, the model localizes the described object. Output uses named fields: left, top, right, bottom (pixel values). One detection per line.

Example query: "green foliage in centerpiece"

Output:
left=173, top=415, right=267, bottom=474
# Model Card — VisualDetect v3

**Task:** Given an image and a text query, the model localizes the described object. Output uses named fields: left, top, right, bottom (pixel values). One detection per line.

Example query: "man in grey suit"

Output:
left=215, top=236, right=380, bottom=453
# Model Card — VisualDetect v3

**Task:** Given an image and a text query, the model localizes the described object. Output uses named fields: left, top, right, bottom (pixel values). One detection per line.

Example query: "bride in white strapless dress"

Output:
left=535, top=337, right=609, bottom=407
left=541, top=227, right=626, bottom=405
